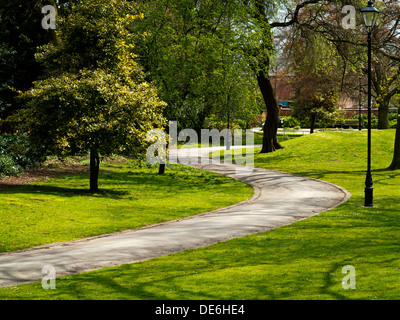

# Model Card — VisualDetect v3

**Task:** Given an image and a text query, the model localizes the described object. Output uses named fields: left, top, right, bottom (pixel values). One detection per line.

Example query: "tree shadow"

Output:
left=0, top=166, right=239, bottom=199
left=319, top=261, right=357, bottom=300
left=1, top=183, right=130, bottom=199
left=0, top=169, right=138, bottom=198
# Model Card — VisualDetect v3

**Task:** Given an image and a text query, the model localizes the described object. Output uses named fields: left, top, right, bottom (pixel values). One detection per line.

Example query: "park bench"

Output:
left=343, top=120, right=364, bottom=129
left=333, top=120, right=365, bottom=129
left=333, top=121, right=344, bottom=128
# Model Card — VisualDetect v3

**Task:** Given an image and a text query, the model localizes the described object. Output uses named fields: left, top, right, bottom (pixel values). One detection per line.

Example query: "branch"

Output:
left=379, top=49, right=400, bottom=63
left=270, top=0, right=327, bottom=28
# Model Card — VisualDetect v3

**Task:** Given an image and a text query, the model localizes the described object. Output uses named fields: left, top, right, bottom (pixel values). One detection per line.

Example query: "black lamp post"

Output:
left=360, top=0, right=380, bottom=207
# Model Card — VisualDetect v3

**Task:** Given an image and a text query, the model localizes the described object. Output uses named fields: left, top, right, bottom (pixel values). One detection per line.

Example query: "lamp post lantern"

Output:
left=360, top=0, right=380, bottom=207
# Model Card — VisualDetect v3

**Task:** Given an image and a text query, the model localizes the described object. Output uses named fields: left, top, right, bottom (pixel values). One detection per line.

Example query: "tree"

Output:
left=374, top=0, right=400, bottom=169
left=0, top=1, right=55, bottom=132
left=238, top=0, right=338, bottom=152
left=134, top=0, right=245, bottom=133
left=8, top=0, right=166, bottom=192
left=134, top=0, right=346, bottom=153
left=234, top=0, right=283, bottom=153
left=286, top=28, right=341, bottom=133
left=294, top=89, right=338, bottom=133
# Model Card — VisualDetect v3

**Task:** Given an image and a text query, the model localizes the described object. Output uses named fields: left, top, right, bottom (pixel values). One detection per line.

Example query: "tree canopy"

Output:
left=9, top=0, right=166, bottom=192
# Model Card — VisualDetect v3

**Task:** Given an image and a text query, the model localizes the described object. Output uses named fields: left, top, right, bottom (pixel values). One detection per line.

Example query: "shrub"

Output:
left=0, top=155, right=22, bottom=178
left=282, top=116, right=301, bottom=128
left=232, top=119, right=248, bottom=130
left=0, top=133, right=45, bottom=177
left=204, top=117, right=242, bottom=131
left=388, top=112, right=398, bottom=121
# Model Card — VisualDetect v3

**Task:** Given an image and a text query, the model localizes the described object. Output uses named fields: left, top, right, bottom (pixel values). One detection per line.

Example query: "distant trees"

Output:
left=0, top=1, right=53, bottom=132
left=2, top=0, right=400, bottom=173
left=288, top=31, right=341, bottom=133
left=135, top=0, right=342, bottom=153
left=372, top=0, right=400, bottom=130
left=9, top=0, right=166, bottom=192
left=133, top=0, right=264, bottom=134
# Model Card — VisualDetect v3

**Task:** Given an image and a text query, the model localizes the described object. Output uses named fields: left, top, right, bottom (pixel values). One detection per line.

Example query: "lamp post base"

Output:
left=364, top=171, right=373, bottom=207
left=364, top=187, right=373, bottom=207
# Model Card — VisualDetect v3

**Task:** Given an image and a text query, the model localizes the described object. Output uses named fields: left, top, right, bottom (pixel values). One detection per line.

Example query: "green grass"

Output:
left=0, top=161, right=253, bottom=253
left=1, top=130, right=400, bottom=300
left=178, top=132, right=302, bottom=148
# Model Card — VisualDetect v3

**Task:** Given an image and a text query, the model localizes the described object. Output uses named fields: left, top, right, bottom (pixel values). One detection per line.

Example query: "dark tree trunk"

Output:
left=90, top=148, right=100, bottom=193
left=310, top=114, right=316, bottom=134
left=388, top=108, right=400, bottom=170
left=257, top=71, right=283, bottom=153
left=378, top=96, right=390, bottom=129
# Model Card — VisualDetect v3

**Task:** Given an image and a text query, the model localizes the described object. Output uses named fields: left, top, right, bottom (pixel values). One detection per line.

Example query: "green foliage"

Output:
left=288, top=30, right=344, bottom=131
left=389, top=112, right=399, bottom=121
left=9, top=0, right=166, bottom=160
left=0, top=4, right=49, bottom=126
left=293, top=90, right=339, bottom=129
left=233, top=119, right=249, bottom=130
left=133, top=0, right=263, bottom=132
left=355, top=114, right=379, bottom=129
left=0, top=155, right=21, bottom=177
left=204, top=116, right=243, bottom=131
left=282, top=116, right=301, bottom=128
left=0, top=133, right=45, bottom=177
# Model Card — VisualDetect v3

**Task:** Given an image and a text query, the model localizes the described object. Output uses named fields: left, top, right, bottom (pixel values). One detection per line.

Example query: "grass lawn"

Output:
left=0, top=160, right=253, bottom=253
left=1, top=129, right=400, bottom=300
left=178, top=131, right=302, bottom=148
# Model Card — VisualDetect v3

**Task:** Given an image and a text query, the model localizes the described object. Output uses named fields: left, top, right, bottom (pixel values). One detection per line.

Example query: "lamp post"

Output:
left=360, top=0, right=380, bottom=207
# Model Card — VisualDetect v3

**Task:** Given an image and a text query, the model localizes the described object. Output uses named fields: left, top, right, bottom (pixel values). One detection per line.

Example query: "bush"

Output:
left=282, top=116, right=301, bottom=128
left=388, top=112, right=399, bottom=121
left=0, top=133, right=45, bottom=177
left=371, top=118, right=379, bottom=129
left=0, top=155, right=22, bottom=178
left=390, top=118, right=398, bottom=129
left=204, top=117, right=242, bottom=131
left=352, top=114, right=379, bottom=129
left=232, top=119, right=248, bottom=130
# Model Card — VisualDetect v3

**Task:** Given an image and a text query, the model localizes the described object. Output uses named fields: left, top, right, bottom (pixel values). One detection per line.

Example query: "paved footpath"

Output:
left=0, top=146, right=350, bottom=288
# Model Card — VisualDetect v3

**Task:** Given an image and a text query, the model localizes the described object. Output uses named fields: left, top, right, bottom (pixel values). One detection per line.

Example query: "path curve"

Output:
left=0, top=146, right=350, bottom=288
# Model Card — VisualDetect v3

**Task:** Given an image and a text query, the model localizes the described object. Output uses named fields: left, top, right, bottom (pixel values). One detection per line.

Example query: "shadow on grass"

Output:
left=13, top=192, right=400, bottom=300
left=320, top=261, right=357, bottom=300
left=48, top=233, right=400, bottom=300
left=0, top=166, right=238, bottom=199
left=1, top=184, right=130, bottom=198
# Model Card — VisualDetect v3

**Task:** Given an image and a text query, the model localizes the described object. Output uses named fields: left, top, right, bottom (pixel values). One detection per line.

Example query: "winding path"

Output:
left=0, top=146, right=350, bottom=288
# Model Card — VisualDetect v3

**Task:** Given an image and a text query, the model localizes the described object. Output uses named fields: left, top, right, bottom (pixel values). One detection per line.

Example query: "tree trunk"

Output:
left=90, top=148, right=100, bottom=193
left=257, top=71, right=283, bottom=153
left=378, top=96, right=390, bottom=129
left=310, top=114, right=316, bottom=134
left=388, top=108, right=400, bottom=170
left=158, top=163, right=165, bottom=174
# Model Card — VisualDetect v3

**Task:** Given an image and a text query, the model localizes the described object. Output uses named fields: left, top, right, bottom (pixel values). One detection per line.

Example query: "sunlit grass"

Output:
left=0, top=161, right=253, bottom=253
left=2, top=130, right=400, bottom=300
